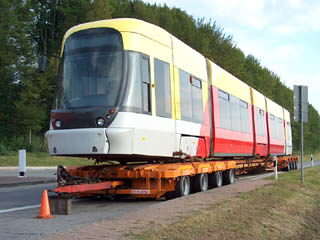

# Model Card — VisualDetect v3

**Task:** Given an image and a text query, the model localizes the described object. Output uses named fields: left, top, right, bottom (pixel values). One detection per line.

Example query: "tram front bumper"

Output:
left=45, top=128, right=109, bottom=155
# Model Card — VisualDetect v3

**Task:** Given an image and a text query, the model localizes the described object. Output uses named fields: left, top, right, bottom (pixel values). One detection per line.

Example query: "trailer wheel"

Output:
left=208, top=171, right=223, bottom=188
left=288, top=162, right=292, bottom=171
left=174, top=176, right=190, bottom=197
left=287, top=162, right=291, bottom=171
left=192, top=173, right=208, bottom=192
left=223, top=169, right=235, bottom=185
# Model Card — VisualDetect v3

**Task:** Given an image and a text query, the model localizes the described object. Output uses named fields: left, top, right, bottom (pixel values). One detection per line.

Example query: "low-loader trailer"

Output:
left=53, top=156, right=298, bottom=200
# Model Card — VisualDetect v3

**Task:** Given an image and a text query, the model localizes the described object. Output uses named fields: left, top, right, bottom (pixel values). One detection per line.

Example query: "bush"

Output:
left=0, top=135, right=48, bottom=155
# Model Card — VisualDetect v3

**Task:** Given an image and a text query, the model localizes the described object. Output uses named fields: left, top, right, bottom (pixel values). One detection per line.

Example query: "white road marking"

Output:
left=0, top=204, right=40, bottom=214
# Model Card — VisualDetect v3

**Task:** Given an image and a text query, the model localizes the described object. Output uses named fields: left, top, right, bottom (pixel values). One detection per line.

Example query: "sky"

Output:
left=143, top=0, right=320, bottom=113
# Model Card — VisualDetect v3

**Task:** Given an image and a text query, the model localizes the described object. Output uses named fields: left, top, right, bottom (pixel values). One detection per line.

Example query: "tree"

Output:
left=86, top=0, right=112, bottom=21
left=0, top=0, right=36, bottom=138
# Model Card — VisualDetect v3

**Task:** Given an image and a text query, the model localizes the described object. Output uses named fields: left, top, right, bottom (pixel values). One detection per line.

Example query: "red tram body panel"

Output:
left=206, top=60, right=286, bottom=159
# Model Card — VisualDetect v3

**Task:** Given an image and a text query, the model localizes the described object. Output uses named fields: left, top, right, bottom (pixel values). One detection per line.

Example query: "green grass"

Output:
left=134, top=166, right=320, bottom=240
left=0, top=152, right=93, bottom=166
left=302, top=152, right=319, bottom=161
left=292, top=152, right=319, bottom=161
left=288, top=152, right=318, bottom=163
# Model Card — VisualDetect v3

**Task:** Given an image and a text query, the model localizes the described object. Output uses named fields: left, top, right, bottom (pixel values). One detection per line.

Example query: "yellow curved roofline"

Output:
left=60, top=18, right=172, bottom=57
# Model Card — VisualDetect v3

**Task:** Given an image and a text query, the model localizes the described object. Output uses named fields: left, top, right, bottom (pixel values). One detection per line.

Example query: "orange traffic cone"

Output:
left=37, top=189, right=54, bottom=219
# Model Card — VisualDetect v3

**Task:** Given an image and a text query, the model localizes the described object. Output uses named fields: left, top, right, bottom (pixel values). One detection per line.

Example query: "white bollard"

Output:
left=18, top=149, right=26, bottom=178
left=273, top=155, right=278, bottom=180
left=311, top=154, right=314, bottom=167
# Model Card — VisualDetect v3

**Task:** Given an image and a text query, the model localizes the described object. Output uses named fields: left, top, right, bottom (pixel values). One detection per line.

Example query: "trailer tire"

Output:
left=223, top=169, right=235, bottom=185
left=174, top=176, right=190, bottom=197
left=208, top=171, right=223, bottom=188
left=287, top=162, right=291, bottom=171
left=192, top=173, right=208, bottom=192
left=288, top=162, right=291, bottom=170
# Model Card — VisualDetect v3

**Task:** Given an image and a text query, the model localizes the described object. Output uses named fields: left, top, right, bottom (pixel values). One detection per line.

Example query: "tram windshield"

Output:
left=55, top=28, right=123, bottom=109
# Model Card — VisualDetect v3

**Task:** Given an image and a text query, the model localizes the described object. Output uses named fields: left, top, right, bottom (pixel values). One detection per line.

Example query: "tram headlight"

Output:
left=55, top=120, right=62, bottom=128
left=96, top=117, right=105, bottom=127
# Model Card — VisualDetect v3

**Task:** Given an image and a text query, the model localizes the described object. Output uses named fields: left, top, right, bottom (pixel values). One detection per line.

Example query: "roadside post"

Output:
left=294, top=85, right=308, bottom=184
left=311, top=154, right=313, bottom=167
left=18, top=149, right=26, bottom=178
left=273, top=155, right=278, bottom=180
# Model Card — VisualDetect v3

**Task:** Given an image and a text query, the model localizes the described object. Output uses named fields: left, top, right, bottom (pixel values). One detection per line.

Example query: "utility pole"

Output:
left=301, top=119, right=304, bottom=184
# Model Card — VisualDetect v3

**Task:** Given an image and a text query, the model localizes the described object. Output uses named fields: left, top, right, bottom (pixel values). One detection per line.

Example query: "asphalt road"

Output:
left=0, top=183, right=161, bottom=240
left=297, top=159, right=320, bottom=169
left=0, top=160, right=319, bottom=240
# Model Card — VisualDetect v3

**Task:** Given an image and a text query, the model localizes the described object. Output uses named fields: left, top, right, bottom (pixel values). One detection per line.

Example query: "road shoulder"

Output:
left=43, top=179, right=273, bottom=240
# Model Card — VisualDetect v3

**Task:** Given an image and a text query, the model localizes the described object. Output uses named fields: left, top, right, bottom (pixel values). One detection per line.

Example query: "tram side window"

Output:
left=191, top=77, right=203, bottom=122
left=240, top=100, right=250, bottom=133
left=269, top=114, right=277, bottom=139
left=154, top=58, right=171, bottom=118
left=277, top=117, right=284, bottom=140
left=230, top=95, right=241, bottom=132
left=141, top=55, right=151, bottom=113
left=218, top=90, right=231, bottom=130
left=286, top=121, right=292, bottom=141
left=179, top=70, right=203, bottom=123
left=270, top=115, right=284, bottom=140
left=121, top=51, right=142, bottom=112
left=180, top=70, right=192, bottom=119
left=256, top=108, right=266, bottom=137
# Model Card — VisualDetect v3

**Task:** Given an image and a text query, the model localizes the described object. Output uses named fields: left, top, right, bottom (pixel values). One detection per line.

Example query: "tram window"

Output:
left=278, top=117, right=284, bottom=140
left=192, top=78, right=203, bottom=122
left=269, top=114, right=275, bottom=120
left=141, top=55, right=151, bottom=113
left=218, top=90, right=229, bottom=101
left=240, top=100, right=249, bottom=133
left=240, top=100, right=248, bottom=109
left=121, top=51, right=142, bottom=112
left=218, top=90, right=231, bottom=130
left=269, top=114, right=275, bottom=138
left=274, top=118, right=278, bottom=139
left=230, top=96, right=241, bottom=132
left=179, top=70, right=203, bottom=123
left=269, top=114, right=283, bottom=139
left=286, top=121, right=292, bottom=141
left=180, top=70, right=192, bottom=119
left=256, top=108, right=266, bottom=137
left=154, top=58, right=171, bottom=118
